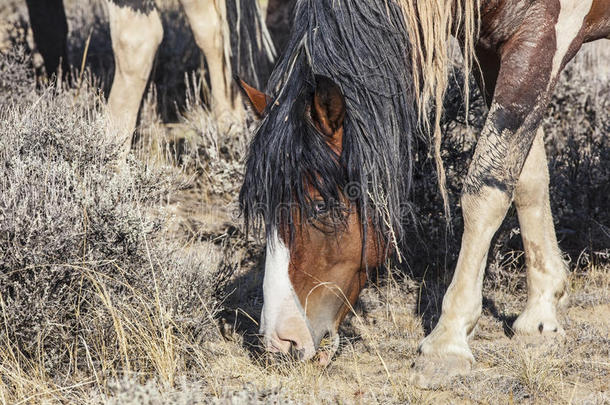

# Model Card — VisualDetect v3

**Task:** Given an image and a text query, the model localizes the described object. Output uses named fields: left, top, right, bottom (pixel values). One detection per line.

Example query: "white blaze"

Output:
left=260, top=231, right=293, bottom=334
left=260, top=231, right=316, bottom=359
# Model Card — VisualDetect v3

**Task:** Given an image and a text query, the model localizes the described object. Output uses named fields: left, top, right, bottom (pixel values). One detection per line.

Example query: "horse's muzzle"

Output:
left=260, top=310, right=317, bottom=361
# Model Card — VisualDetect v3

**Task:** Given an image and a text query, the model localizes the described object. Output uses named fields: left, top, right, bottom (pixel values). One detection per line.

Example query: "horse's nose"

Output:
left=262, top=317, right=316, bottom=360
left=264, top=331, right=299, bottom=355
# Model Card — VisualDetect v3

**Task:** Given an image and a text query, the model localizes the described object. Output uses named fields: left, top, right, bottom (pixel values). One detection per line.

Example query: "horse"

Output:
left=265, top=0, right=297, bottom=54
left=237, top=0, right=610, bottom=385
left=24, top=0, right=275, bottom=160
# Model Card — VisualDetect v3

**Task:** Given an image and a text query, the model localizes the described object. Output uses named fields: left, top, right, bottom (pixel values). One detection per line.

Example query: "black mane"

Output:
left=227, top=0, right=276, bottom=99
left=240, top=0, right=417, bottom=247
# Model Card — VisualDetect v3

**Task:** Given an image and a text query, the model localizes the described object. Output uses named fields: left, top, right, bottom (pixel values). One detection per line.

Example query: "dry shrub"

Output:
left=174, top=75, right=254, bottom=199
left=543, top=63, right=610, bottom=257
left=0, top=46, right=35, bottom=106
left=0, top=47, right=231, bottom=400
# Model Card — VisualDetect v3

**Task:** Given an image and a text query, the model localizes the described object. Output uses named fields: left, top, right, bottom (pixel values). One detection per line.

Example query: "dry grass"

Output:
left=0, top=2, right=608, bottom=404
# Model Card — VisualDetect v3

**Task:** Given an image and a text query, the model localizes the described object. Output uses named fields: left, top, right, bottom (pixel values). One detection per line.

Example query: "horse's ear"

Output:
left=235, top=76, right=271, bottom=118
left=311, top=75, right=345, bottom=150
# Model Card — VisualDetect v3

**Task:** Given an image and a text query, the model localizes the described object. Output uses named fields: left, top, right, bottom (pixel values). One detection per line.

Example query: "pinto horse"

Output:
left=25, top=0, right=275, bottom=160
left=238, top=0, right=610, bottom=383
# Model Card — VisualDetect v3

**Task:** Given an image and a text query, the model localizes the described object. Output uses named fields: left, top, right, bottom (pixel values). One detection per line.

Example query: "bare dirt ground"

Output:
left=0, top=1, right=608, bottom=404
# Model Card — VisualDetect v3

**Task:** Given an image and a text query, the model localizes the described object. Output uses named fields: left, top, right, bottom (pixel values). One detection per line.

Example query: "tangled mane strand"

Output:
left=240, top=0, right=417, bottom=251
left=226, top=0, right=276, bottom=103
left=397, top=0, right=480, bottom=219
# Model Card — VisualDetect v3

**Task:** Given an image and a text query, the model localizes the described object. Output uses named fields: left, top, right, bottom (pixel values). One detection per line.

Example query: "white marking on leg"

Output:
left=550, top=0, right=593, bottom=81
left=418, top=187, right=512, bottom=362
left=180, top=0, right=243, bottom=126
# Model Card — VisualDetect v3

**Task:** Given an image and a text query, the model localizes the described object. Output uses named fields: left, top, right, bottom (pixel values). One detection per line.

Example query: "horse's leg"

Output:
left=180, top=0, right=243, bottom=128
left=412, top=1, right=590, bottom=386
left=25, top=0, right=69, bottom=79
left=470, top=49, right=568, bottom=337
left=415, top=165, right=511, bottom=364
left=106, top=0, right=163, bottom=161
left=512, top=128, right=567, bottom=336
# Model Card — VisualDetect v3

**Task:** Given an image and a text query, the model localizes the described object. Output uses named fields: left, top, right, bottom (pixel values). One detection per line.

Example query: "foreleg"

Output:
left=106, top=0, right=163, bottom=160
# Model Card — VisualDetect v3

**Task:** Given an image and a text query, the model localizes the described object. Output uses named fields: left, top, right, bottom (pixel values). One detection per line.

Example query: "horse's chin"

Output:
left=313, top=333, right=340, bottom=367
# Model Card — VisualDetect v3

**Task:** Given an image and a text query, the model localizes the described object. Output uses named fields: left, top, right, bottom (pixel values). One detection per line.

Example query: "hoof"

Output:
left=512, top=314, right=565, bottom=338
left=511, top=314, right=566, bottom=353
left=512, top=328, right=566, bottom=347
left=409, top=355, right=472, bottom=389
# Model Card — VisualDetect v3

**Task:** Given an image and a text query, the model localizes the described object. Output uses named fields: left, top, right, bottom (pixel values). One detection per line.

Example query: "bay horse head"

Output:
left=238, top=0, right=416, bottom=363
left=239, top=73, right=388, bottom=362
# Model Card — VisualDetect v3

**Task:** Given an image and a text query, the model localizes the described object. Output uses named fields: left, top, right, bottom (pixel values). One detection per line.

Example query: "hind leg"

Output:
left=25, top=0, right=69, bottom=80
left=180, top=0, right=243, bottom=128
left=512, top=127, right=567, bottom=337
left=106, top=0, right=163, bottom=160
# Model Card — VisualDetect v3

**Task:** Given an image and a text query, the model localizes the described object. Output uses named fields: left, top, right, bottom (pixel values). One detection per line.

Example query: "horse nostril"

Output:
left=287, top=340, right=302, bottom=358
left=275, top=335, right=304, bottom=359
left=281, top=338, right=299, bottom=351
left=264, top=316, right=316, bottom=360
left=263, top=332, right=295, bottom=355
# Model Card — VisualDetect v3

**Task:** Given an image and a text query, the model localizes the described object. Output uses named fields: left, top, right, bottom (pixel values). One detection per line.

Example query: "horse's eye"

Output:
left=313, top=200, right=328, bottom=214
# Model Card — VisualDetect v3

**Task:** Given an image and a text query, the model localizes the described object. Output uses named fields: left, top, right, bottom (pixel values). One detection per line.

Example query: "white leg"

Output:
left=512, top=128, right=567, bottom=336
left=180, top=0, right=243, bottom=127
left=106, top=1, right=163, bottom=161
left=412, top=129, right=566, bottom=389
left=418, top=187, right=511, bottom=361
left=411, top=0, right=589, bottom=385
left=410, top=185, right=511, bottom=388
